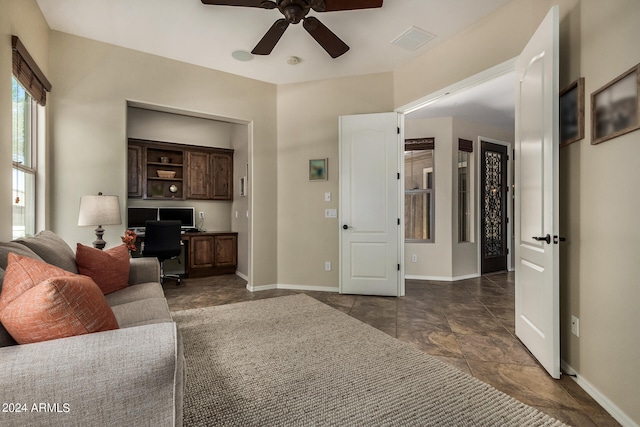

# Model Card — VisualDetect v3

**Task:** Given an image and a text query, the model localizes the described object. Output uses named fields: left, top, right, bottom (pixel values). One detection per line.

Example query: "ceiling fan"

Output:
left=201, top=0, right=383, bottom=58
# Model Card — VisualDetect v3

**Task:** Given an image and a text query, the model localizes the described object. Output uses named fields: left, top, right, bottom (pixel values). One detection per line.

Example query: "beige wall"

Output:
left=276, top=73, right=394, bottom=288
left=0, top=0, right=50, bottom=241
left=48, top=31, right=278, bottom=286
left=559, top=1, right=640, bottom=424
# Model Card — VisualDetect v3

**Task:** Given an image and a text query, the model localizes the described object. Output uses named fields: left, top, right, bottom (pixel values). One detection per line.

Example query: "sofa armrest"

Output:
left=129, top=257, right=160, bottom=285
left=0, top=323, right=184, bottom=427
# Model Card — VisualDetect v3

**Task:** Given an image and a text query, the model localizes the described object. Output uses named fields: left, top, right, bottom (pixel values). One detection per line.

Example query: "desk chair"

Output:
left=142, top=220, right=182, bottom=285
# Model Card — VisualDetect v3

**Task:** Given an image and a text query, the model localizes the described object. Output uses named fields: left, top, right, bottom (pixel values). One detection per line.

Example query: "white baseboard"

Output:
left=561, top=360, right=638, bottom=427
left=235, top=271, right=249, bottom=281
left=246, top=283, right=339, bottom=293
left=405, top=273, right=480, bottom=282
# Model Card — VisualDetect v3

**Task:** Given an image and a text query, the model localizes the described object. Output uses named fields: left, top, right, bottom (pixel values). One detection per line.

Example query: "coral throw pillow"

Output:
left=0, top=253, right=76, bottom=309
left=76, top=243, right=130, bottom=295
left=0, top=275, right=118, bottom=344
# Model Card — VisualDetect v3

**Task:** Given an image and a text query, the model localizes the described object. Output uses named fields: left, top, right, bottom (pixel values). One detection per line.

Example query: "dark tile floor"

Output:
left=163, top=272, right=620, bottom=427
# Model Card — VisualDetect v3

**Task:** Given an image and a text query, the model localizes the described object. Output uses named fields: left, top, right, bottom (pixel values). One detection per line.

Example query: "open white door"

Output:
left=514, top=6, right=560, bottom=378
left=339, top=113, right=403, bottom=296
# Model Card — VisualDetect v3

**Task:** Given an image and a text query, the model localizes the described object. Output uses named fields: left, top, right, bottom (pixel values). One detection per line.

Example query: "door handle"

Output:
left=343, top=224, right=352, bottom=230
left=532, top=234, right=551, bottom=244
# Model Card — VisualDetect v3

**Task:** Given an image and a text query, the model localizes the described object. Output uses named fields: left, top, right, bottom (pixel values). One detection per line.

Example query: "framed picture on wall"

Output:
left=559, top=77, right=585, bottom=147
left=591, top=64, right=640, bottom=145
left=309, top=158, right=328, bottom=181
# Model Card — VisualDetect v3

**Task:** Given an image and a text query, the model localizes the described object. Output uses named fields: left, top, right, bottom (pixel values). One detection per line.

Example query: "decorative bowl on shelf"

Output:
left=159, top=156, right=171, bottom=163
left=157, top=170, right=176, bottom=179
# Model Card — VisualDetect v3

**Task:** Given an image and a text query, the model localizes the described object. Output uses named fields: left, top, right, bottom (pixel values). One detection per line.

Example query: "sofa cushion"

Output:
left=76, top=243, right=130, bottom=295
left=0, top=253, right=76, bottom=309
left=105, top=281, right=166, bottom=307
left=0, top=275, right=119, bottom=344
left=110, top=297, right=173, bottom=328
left=14, top=230, right=78, bottom=273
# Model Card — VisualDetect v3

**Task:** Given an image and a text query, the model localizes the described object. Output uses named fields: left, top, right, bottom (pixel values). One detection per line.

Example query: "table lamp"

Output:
left=78, top=192, right=121, bottom=249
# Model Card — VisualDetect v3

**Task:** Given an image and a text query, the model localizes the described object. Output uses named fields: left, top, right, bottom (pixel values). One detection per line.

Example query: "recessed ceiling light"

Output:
left=232, top=50, right=254, bottom=62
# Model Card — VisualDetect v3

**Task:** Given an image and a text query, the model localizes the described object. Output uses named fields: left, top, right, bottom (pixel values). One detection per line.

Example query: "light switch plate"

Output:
left=324, top=192, right=331, bottom=202
left=325, top=209, right=337, bottom=218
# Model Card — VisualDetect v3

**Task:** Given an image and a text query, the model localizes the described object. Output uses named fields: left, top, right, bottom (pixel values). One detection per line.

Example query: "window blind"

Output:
left=458, top=138, right=473, bottom=152
left=405, top=137, right=434, bottom=151
left=12, top=36, right=52, bottom=106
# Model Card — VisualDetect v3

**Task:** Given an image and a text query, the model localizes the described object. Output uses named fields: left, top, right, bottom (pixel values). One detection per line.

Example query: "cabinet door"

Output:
left=215, top=235, right=237, bottom=267
left=128, top=144, right=143, bottom=197
left=187, top=151, right=210, bottom=199
left=189, top=235, right=215, bottom=269
left=211, top=153, right=233, bottom=200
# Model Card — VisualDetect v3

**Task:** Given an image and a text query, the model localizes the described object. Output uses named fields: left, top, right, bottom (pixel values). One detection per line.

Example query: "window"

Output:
left=11, top=36, right=51, bottom=239
left=405, top=138, right=435, bottom=243
left=12, top=77, right=37, bottom=239
left=458, top=138, right=473, bottom=243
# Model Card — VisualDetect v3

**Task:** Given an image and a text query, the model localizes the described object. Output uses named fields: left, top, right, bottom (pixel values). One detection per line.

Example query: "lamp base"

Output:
left=92, top=225, right=106, bottom=250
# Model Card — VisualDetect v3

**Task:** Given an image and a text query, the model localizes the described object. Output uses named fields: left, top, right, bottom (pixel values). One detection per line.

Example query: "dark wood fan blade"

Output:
left=201, top=0, right=276, bottom=9
left=303, top=17, right=349, bottom=58
left=252, top=19, right=289, bottom=55
left=321, top=0, right=382, bottom=12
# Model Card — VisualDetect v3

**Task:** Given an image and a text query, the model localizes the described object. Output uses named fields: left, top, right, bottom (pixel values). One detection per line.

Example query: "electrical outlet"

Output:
left=571, top=315, right=579, bottom=337
left=325, top=261, right=331, bottom=271
left=411, top=254, right=417, bottom=263
left=199, top=211, right=205, bottom=219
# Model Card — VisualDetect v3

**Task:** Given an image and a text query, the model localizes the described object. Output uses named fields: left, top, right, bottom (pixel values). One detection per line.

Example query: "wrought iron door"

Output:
left=481, top=141, right=508, bottom=273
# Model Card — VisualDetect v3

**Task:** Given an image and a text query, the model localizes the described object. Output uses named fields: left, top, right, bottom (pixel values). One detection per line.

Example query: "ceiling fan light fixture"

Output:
left=231, top=50, right=255, bottom=62
left=287, top=56, right=301, bottom=65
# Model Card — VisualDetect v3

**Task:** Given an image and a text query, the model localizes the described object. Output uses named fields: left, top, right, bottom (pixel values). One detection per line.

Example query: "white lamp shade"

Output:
left=78, top=194, right=121, bottom=226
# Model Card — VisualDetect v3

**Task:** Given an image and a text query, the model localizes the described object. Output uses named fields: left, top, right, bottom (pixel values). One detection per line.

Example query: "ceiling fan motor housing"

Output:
left=276, top=0, right=314, bottom=24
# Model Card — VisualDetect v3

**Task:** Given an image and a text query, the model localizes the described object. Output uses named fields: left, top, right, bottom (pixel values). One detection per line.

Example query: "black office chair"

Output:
left=142, top=220, right=182, bottom=285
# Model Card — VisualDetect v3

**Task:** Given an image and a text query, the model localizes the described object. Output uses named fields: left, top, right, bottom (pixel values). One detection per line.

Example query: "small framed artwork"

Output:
left=309, top=158, right=328, bottom=181
left=591, top=64, right=640, bottom=145
left=559, top=77, right=585, bottom=147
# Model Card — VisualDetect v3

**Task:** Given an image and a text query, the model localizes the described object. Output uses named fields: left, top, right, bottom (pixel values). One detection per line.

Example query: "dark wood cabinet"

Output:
left=127, top=144, right=143, bottom=197
left=211, top=153, right=233, bottom=200
left=184, top=232, right=237, bottom=277
left=186, top=151, right=211, bottom=199
left=128, top=139, right=233, bottom=201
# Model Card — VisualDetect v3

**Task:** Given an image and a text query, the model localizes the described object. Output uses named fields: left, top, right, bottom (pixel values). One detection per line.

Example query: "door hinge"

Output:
left=397, top=264, right=400, bottom=271
left=397, top=127, right=401, bottom=134
left=506, top=217, right=509, bottom=223
left=397, top=218, right=400, bottom=225
left=397, top=172, right=400, bottom=179
left=507, top=248, right=509, bottom=255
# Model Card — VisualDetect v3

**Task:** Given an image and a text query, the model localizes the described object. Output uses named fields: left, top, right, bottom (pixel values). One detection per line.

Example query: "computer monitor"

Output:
left=127, top=207, right=158, bottom=229
left=158, top=207, right=195, bottom=229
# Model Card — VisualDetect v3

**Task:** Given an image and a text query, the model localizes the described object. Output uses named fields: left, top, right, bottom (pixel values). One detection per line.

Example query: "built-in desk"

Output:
left=133, top=231, right=237, bottom=278
left=181, top=232, right=238, bottom=278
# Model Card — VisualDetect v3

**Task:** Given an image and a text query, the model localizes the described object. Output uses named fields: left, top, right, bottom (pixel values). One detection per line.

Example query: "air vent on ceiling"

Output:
left=391, top=26, right=436, bottom=51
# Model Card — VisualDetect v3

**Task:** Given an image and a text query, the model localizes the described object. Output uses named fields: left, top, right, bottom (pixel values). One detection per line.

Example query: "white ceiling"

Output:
left=35, top=0, right=515, bottom=129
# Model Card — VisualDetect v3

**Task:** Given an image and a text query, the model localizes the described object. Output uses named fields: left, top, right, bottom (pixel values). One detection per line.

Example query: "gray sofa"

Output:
left=0, top=231, right=184, bottom=427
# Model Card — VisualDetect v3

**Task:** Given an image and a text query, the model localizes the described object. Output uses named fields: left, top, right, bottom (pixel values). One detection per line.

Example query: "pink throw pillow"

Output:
left=76, top=243, right=130, bottom=295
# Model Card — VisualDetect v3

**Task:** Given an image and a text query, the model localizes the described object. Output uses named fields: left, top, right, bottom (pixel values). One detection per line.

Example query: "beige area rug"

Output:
left=172, top=294, right=567, bottom=426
